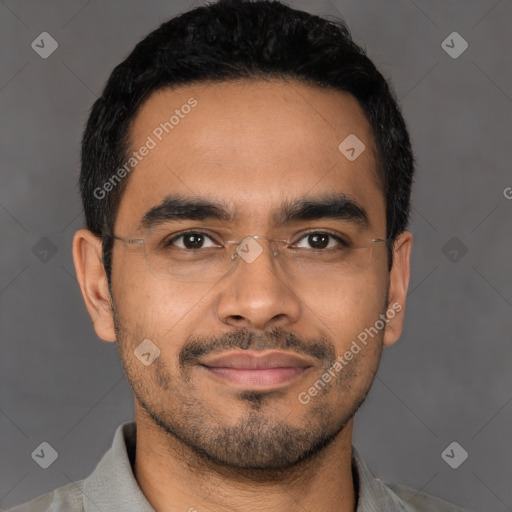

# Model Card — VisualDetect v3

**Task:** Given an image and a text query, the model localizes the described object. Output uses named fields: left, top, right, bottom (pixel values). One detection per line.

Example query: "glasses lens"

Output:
left=141, top=228, right=233, bottom=281
left=280, top=245, right=374, bottom=277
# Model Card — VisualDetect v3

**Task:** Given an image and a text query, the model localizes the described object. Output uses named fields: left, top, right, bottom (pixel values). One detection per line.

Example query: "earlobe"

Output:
left=72, top=229, right=117, bottom=342
left=383, top=230, right=413, bottom=347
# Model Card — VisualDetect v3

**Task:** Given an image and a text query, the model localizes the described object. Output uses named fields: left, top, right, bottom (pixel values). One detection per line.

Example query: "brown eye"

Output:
left=294, top=232, right=347, bottom=250
left=308, top=233, right=329, bottom=249
left=182, top=233, right=205, bottom=249
left=166, top=232, right=219, bottom=250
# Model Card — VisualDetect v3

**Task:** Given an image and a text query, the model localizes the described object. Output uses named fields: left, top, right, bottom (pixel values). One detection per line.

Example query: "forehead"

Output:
left=115, top=79, right=385, bottom=234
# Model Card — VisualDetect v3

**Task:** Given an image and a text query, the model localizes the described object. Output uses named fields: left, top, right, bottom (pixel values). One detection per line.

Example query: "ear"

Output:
left=72, top=229, right=117, bottom=342
left=383, top=230, right=413, bottom=347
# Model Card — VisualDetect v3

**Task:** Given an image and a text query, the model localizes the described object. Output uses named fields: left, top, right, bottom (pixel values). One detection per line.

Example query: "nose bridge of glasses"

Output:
left=230, top=235, right=282, bottom=264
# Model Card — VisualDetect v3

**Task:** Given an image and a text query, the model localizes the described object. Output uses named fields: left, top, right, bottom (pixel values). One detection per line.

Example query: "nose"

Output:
left=215, top=237, right=302, bottom=331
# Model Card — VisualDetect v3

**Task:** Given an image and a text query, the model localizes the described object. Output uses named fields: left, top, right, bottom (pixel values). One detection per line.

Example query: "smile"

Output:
left=198, top=350, right=314, bottom=390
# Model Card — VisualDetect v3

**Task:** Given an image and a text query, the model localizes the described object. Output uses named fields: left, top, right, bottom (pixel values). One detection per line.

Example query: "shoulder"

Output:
left=383, top=480, right=471, bottom=512
left=3, top=480, right=85, bottom=512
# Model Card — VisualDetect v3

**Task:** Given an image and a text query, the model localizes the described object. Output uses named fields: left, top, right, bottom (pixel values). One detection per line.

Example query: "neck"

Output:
left=133, top=407, right=357, bottom=512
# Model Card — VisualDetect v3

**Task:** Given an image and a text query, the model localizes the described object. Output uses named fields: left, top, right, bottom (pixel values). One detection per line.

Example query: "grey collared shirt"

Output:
left=6, top=421, right=470, bottom=512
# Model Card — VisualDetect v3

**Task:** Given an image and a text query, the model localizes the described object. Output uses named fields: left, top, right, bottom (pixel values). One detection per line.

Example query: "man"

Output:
left=8, top=0, right=471, bottom=510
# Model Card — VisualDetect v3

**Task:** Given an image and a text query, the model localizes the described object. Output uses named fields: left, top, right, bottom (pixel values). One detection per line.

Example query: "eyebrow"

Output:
left=138, top=193, right=370, bottom=231
left=274, top=194, right=369, bottom=229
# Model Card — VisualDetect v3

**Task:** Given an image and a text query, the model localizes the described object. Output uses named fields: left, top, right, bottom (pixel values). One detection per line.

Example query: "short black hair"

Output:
left=80, top=0, right=415, bottom=286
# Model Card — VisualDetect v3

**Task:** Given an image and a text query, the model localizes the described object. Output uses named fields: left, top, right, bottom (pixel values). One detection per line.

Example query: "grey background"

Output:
left=1, top=0, right=511, bottom=510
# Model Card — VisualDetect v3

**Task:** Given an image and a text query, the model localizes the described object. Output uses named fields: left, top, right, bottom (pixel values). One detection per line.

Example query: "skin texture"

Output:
left=73, top=79, right=412, bottom=512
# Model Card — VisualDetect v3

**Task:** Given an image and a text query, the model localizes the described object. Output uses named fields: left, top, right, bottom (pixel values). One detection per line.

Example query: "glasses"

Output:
left=107, top=226, right=387, bottom=282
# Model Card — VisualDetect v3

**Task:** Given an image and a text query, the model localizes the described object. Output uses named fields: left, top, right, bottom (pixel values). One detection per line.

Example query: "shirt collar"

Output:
left=83, top=421, right=154, bottom=512
left=83, top=421, right=404, bottom=512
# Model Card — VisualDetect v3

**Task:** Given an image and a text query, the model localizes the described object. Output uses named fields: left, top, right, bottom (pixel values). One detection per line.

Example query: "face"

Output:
left=75, top=79, right=411, bottom=471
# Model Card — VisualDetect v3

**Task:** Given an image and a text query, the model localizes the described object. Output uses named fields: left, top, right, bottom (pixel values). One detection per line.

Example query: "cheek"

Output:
left=112, top=262, right=216, bottom=352
left=324, top=274, right=387, bottom=396
left=302, top=268, right=388, bottom=338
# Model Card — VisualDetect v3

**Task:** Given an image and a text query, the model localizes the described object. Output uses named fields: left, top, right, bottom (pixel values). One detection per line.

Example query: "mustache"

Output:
left=179, top=327, right=335, bottom=368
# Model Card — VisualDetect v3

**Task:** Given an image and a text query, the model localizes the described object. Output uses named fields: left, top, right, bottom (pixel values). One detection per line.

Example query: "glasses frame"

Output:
left=106, top=232, right=387, bottom=252
left=106, top=230, right=388, bottom=278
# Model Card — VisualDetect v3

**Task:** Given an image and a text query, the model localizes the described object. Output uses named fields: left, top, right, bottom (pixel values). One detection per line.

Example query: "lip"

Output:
left=199, top=350, right=314, bottom=369
left=198, top=350, right=314, bottom=390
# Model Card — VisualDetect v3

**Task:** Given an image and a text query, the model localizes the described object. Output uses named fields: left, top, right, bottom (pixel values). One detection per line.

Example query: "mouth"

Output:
left=198, top=350, right=314, bottom=390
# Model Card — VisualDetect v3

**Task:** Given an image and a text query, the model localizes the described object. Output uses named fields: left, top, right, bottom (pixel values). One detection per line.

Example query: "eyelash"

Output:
left=163, top=230, right=351, bottom=250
